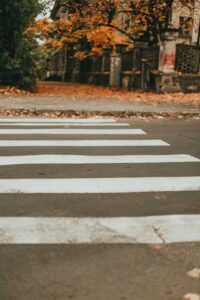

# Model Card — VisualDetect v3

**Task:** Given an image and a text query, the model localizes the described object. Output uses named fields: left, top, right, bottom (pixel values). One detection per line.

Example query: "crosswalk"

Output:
left=0, top=117, right=199, bottom=245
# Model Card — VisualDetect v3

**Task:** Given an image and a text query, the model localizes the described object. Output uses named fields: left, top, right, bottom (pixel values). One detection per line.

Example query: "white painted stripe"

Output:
left=0, top=140, right=168, bottom=147
left=0, top=122, right=129, bottom=127
left=0, top=215, right=200, bottom=244
left=0, top=177, right=199, bottom=193
left=0, top=154, right=198, bottom=166
left=0, top=129, right=145, bottom=135
left=0, top=118, right=116, bottom=123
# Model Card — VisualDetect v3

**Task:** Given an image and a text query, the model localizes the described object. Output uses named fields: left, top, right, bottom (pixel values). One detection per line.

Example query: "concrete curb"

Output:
left=0, top=108, right=199, bottom=119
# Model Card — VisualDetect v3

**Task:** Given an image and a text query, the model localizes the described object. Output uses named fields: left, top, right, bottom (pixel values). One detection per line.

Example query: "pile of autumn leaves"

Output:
left=0, top=82, right=200, bottom=111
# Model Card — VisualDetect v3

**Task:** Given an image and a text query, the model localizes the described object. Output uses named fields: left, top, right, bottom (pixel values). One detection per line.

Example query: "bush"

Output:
left=0, top=34, right=46, bottom=91
left=0, top=0, right=48, bottom=91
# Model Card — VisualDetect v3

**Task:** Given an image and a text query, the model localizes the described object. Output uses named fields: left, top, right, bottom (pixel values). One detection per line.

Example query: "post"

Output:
left=71, top=58, right=80, bottom=82
left=109, top=55, right=121, bottom=87
left=71, top=43, right=81, bottom=82
left=159, top=29, right=178, bottom=74
left=109, top=44, right=126, bottom=87
left=156, top=29, right=180, bottom=92
left=141, top=59, right=150, bottom=91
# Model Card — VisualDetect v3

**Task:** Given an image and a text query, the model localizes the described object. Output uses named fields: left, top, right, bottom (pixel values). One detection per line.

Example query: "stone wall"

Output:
left=154, top=73, right=200, bottom=92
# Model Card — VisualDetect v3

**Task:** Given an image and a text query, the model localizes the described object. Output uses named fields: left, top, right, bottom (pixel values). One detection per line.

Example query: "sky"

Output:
left=37, top=1, right=54, bottom=19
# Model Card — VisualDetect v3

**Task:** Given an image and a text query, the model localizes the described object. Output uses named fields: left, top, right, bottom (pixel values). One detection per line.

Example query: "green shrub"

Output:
left=0, top=0, right=48, bottom=91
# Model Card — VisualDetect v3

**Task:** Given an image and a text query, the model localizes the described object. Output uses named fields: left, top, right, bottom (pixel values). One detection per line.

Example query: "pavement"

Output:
left=0, top=95, right=200, bottom=116
left=0, top=117, right=199, bottom=300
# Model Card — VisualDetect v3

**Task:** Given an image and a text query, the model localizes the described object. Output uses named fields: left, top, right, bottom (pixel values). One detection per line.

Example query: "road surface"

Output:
left=0, top=117, right=199, bottom=300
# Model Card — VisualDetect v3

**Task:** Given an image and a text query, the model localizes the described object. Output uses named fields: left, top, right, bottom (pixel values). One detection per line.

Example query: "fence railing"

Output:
left=49, top=44, right=200, bottom=89
left=121, top=47, right=159, bottom=72
left=175, top=44, right=200, bottom=74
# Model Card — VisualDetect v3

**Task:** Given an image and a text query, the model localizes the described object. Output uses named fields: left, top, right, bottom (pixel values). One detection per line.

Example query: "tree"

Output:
left=32, top=0, right=193, bottom=56
left=0, top=0, right=51, bottom=90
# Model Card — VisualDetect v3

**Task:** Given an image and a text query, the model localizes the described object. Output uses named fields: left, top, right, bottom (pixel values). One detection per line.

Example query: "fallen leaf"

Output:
left=187, top=268, right=200, bottom=279
left=183, top=293, right=200, bottom=300
left=165, top=288, right=173, bottom=294
left=0, top=82, right=200, bottom=110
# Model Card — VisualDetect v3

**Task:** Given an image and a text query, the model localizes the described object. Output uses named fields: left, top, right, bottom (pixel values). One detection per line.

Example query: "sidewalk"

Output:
left=0, top=95, right=199, bottom=115
left=0, top=82, right=200, bottom=118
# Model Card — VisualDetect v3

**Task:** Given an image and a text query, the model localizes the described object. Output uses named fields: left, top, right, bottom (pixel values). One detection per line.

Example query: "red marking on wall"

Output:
left=163, top=54, right=175, bottom=66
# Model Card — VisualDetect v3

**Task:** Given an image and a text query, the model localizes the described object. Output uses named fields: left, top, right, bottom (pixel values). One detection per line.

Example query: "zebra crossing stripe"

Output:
left=0, top=154, right=198, bottom=165
left=0, top=215, right=199, bottom=244
left=0, top=177, right=199, bottom=193
left=0, top=129, right=146, bottom=135
left=0, top=118, right=117, bottom=123
left=0, top=122, right=130, bottom=127
left=0, top=140, right=169, bottom=147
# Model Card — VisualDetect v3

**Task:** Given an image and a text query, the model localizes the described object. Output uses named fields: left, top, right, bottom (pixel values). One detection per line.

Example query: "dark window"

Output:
left=179, top=17, right=193, bottom=37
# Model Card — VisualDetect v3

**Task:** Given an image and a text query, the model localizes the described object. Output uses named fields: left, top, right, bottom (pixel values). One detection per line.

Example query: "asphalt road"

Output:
left=0, top=118, right=199, bottom=300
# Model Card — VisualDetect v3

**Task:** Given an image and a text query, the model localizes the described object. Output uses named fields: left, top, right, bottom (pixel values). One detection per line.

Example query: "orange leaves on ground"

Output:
left=0, top=86, right=32, bottom=96
left=1, top=82, right=200, bottom=110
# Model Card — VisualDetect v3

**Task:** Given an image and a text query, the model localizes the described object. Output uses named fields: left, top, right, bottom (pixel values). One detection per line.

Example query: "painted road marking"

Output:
left=0, top=154, right=198, bottom=165
left=0, top=215, right=199, bottom=244
left=0, top=140, right=169, bottom=147
left=0, top=129, right=146, bottom=135
left=0, top=118, right=117, bottom=123
left=0, top=177, right=199, bottom=193
left=0, top=122, right=129, bottom=127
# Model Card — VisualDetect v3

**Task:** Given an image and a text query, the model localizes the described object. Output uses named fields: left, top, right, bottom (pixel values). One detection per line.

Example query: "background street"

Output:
left=0, top=118, right=199, bottom=300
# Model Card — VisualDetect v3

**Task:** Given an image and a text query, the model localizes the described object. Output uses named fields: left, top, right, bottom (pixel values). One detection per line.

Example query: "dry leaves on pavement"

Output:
left=0, top=82, right=200, bottom=108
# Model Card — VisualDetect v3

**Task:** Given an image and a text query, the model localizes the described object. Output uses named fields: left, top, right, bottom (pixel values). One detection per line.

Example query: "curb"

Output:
left=0, top=108, right=200, bottom=119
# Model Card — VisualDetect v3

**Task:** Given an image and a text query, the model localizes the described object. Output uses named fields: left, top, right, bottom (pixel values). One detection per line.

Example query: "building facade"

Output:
left=48, top=0, right=200, bottom=92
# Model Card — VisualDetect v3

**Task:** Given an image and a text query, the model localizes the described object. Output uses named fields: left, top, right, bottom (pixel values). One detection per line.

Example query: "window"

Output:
left=179, top=17, right=193, bottom=37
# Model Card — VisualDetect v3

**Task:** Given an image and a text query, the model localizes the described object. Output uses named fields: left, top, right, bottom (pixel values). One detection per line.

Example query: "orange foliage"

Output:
left=30, top=0, right=194, bottom=54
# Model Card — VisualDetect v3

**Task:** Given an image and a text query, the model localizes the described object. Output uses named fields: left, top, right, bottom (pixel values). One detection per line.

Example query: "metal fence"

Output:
left=121, top=47, right=159, bottom=72
left=49, top=44, right=200, bottom=90
left=175, top=45, right=200, bottom=74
